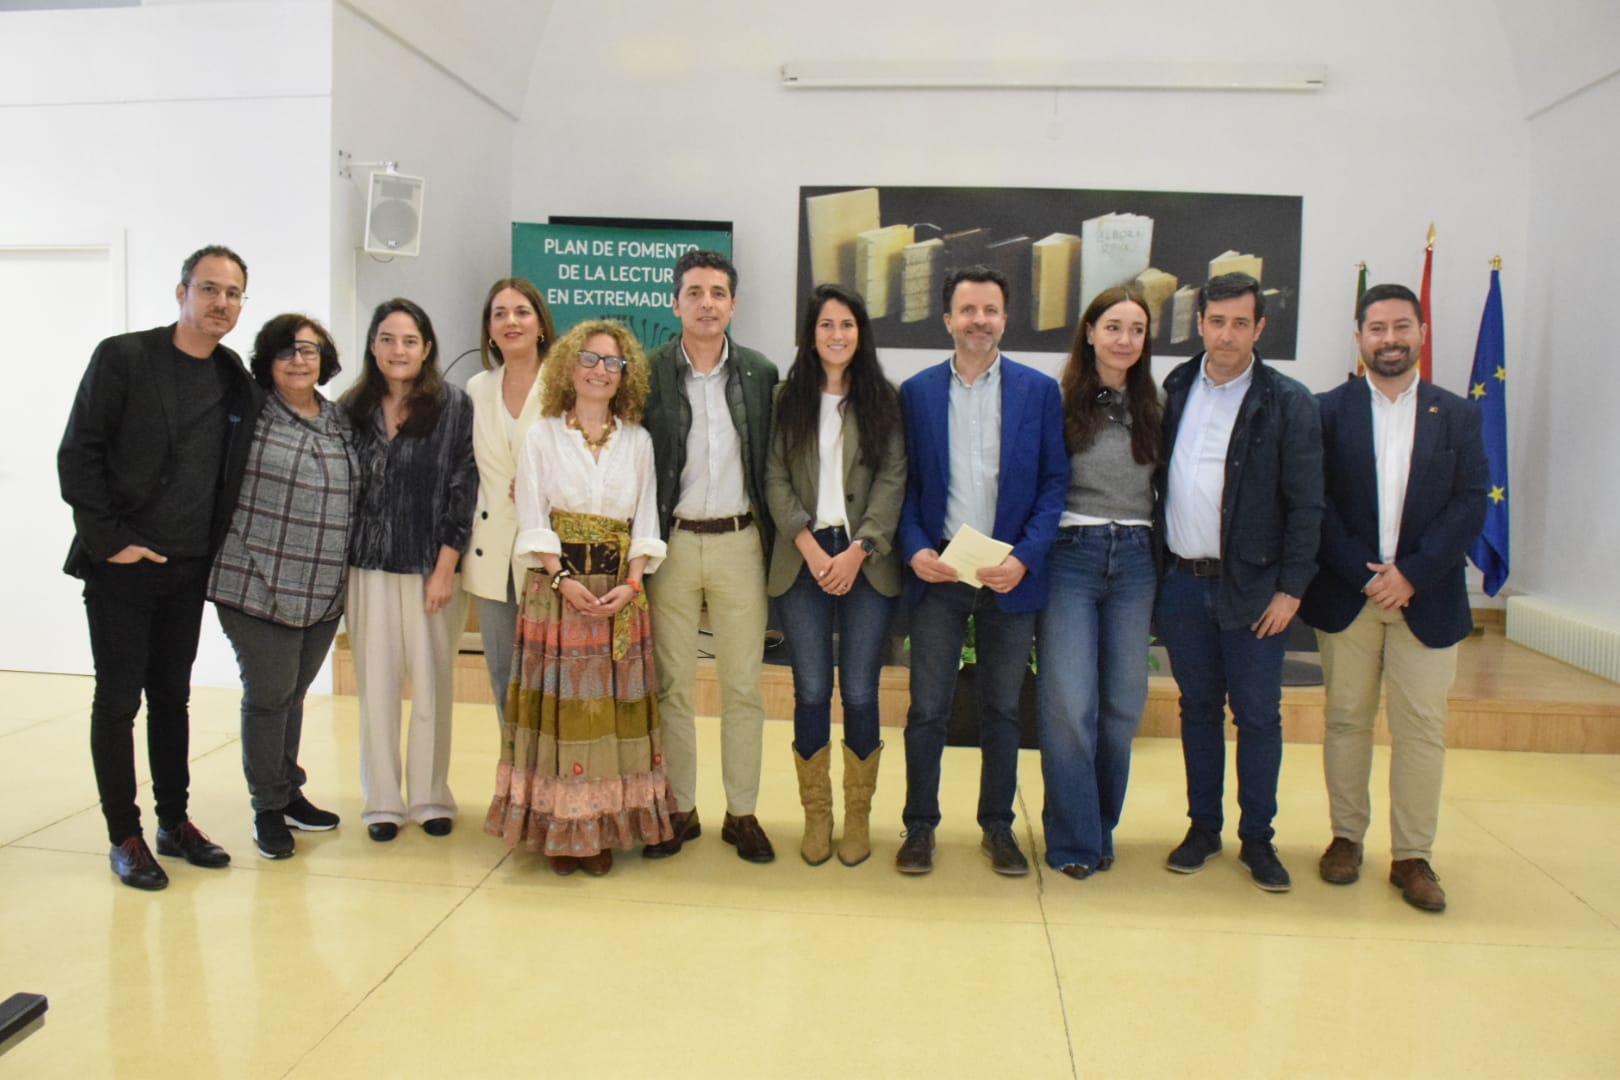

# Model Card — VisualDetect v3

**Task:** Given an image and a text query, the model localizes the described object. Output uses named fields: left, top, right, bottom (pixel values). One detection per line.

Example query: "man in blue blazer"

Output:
left=1301, top=283, right=1487, bottom=912
left=895, top=265, right=1067, bottom=876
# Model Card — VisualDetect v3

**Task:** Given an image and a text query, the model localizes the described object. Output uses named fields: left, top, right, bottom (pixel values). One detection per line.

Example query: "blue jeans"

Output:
left=776, top=528, right=897, bottom=759
left=1155, top=566, right=1288, bottom=842
left=1035, top=525, right=1156, bottom=869
left=902, top=581, right=1035, bottom=831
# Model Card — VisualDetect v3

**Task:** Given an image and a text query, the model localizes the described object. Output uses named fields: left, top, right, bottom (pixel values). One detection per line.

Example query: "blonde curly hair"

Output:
left=539, top=318, right=650, bottom=423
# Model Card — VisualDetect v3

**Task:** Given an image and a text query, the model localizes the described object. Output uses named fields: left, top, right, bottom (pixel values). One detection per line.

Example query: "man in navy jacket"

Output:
left=894, top=265, right=1067, bottom=876
left=1155, top=272, right=1323, bottom=892
left=1301, top=283, right=1486, bottom=912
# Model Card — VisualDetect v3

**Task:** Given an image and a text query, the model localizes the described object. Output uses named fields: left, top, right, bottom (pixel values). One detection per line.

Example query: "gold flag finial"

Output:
left=1358, top=260, right=1366, bottom=271
left=1426, top=222, right=1436, bottom=250
left=1490, top=255, right=1502, bottom=271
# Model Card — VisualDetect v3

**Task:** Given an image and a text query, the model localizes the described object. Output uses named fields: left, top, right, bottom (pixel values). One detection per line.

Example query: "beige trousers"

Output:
left=348, top=568, right=468, bottom=826
left=1317, top=602, right=1458, bottom=862
left=648, top=525, right=767, bottom=815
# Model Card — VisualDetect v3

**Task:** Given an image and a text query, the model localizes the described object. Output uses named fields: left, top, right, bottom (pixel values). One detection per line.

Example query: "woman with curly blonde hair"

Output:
left=484, top=319, right=672, bottom=875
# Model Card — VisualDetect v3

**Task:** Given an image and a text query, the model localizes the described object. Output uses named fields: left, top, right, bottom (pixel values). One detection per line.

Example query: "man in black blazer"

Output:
left=1301, top=283, right=1487, bottom=912
left=58, top=245, right=257, bottom=891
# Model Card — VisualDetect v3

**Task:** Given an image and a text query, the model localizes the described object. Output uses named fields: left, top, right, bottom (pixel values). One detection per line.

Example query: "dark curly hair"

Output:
left=248, top=313, right=340, bottom=390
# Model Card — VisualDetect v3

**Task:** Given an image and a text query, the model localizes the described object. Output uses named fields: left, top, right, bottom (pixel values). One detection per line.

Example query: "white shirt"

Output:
left=1165, top=355, right=1255, bottom=559
left=1369, top=374, right=1419, bottom=565
left=514, top=415, right=667, bottom=573
left=813, top=392, right=848, bottom=528
left=672, top=339, right=751, bottom=521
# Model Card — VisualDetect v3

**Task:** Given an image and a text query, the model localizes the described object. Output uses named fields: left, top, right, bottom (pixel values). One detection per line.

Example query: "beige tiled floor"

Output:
left=2, top=671, right=1618, bottom=1078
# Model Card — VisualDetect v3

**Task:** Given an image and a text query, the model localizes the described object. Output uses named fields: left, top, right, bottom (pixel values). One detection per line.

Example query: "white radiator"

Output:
left=1506, top=596, right=1620, bottom=684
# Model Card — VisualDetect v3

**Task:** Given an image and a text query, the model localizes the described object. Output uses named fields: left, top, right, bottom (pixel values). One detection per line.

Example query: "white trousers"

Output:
left=348, top=568, right=467, bottom=826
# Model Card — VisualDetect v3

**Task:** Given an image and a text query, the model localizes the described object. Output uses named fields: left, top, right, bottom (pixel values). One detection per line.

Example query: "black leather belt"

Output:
left=1171, top=554, right=1223, bottom=577
left=674, top=512, right=753, bottom=535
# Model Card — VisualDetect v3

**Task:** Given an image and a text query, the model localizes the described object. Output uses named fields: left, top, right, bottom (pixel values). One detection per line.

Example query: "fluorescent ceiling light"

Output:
left=781, top=60, right=1326, bottom=92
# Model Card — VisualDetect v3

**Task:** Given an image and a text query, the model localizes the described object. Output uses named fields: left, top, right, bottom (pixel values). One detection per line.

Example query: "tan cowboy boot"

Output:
left=837, top=741, right=883, bottom=867
left=793, top=744, right=834, bottom=866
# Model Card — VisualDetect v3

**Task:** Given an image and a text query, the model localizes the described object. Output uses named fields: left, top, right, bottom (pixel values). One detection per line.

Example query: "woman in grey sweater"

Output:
left=1036, top=286, right=1164, bottom=879
left=209, top=313, right=356, bottom=860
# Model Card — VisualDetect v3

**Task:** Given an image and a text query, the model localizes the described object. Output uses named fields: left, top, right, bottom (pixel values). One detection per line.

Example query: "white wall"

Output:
left=511, top=0, right=1529, bottom=392
left=0, top=0, right=334, bottom=684
left=330, top=1, right=521, bottom=392
left=1509, top=7, right=1620, bottom=617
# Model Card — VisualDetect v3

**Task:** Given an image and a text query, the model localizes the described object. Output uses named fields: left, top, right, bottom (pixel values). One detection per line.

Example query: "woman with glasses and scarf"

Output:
left=209, top=313, right=356, bottom=860
left=485, top=319, right=672, bottom=877
left=1036, top=286, right=1164, bottom=881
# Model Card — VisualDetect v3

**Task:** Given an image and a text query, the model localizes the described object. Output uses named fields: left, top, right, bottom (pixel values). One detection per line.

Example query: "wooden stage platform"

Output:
left=332, top=619, right=1620, bottom=755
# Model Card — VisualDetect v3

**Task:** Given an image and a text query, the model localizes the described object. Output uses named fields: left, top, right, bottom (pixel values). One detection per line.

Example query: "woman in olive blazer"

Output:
left=765, top=283, right=905, bottom=868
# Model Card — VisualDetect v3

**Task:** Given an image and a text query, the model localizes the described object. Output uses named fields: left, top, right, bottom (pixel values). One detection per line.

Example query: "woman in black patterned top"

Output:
left=340, top=298, right=478, bottom=843
left=209, top=313, right=356, bottom=860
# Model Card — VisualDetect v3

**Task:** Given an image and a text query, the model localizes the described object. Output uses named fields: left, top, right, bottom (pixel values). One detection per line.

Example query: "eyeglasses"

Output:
left=190, top=281, right=246, bottom=305
left=275, top=343, right=322, bottom=362
left=578, top=350, right=627, bottom=373
left=1095, top=388, right=1129, bottom=426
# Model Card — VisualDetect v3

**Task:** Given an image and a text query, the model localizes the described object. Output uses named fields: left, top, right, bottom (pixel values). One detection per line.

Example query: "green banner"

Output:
left=511, top=222, right=733, bottom=350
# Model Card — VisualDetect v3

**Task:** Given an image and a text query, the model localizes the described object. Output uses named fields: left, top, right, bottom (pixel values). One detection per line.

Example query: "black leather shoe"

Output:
left=895, top=826, right=935, bottom=874
left=981, top=827, right=1030, bottom=876
left=721, top=813, right=776, bottom=863
left=422, top=817, right=453, bottom=837
left=110, top=836, right=169, bottom=891
left=642, top=807, right=702, bottom=858
left=155, top=821, right=231, bottom=868
left=368, top=822, right=399, bottom=842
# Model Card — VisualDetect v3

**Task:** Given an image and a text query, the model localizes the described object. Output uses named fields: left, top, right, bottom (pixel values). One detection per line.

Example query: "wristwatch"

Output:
left=856, top=538, right=876, bottom=556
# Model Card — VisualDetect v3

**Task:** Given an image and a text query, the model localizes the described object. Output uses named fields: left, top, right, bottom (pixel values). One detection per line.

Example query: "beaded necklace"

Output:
left=567, top=410, right=616, bottom=451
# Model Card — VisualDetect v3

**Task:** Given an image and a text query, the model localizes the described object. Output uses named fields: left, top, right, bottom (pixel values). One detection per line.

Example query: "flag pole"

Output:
left=1419, top=223, right=1436, bottom=382
left=1351, top=260, right=1367, bottom=379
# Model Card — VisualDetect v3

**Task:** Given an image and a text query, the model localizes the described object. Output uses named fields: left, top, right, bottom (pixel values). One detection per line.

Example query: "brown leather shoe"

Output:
left=642, top=807, right=702, bottom=859
left=1318, top=837, right=1364, bottom=885
left=548, top=855, right=580, bottom=876
left=1390, top=858, right=1447, bottom=912
left=579, top=849, right=613, bottom=876
left=721, top=813, right=776, bottom=863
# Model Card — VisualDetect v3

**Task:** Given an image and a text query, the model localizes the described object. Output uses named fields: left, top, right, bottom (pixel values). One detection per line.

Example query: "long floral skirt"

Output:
left=484, top=525, right=673, bottom=857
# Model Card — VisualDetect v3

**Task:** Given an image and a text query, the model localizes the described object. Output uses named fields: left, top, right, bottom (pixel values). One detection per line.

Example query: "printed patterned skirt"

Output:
left=484, top=510, right=674, bottom=856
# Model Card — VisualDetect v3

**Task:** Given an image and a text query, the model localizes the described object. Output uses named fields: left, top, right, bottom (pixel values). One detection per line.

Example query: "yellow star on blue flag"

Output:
left=1468, top=269, right=1509, bottom=595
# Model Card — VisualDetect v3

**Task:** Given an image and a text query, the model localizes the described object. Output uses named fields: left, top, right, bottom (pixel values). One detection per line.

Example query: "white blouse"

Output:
left=813, top=392, right=848, bottom=529
left=514, top=415, right=667, bottom=574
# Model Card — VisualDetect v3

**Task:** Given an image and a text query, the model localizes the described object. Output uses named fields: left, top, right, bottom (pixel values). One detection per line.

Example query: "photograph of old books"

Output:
left=797, top=185, right=1302, bottom=358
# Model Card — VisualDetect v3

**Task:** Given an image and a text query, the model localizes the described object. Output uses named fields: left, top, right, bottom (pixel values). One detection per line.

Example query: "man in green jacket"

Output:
left=641, top=249, right=780, bottom=862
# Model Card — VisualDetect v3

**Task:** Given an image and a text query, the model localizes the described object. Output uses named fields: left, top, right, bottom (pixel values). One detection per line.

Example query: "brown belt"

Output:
left=1171, top=554, right=1223, bottom=577
left=674, top=512, right=753, bottom=535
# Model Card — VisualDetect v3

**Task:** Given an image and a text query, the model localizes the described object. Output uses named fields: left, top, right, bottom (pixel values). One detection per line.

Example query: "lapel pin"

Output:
left=1427, top=406, right=1439, bottom=413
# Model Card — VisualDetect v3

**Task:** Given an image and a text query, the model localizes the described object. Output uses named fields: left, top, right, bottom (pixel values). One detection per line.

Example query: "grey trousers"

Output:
left=216, top=604, right=341, bottom=813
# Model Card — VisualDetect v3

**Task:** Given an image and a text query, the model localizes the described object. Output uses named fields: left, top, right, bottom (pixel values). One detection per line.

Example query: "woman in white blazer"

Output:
left=463, top=278, right=556, bottom=730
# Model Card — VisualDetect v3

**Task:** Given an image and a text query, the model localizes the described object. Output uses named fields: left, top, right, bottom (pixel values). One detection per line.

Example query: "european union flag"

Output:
left=1467, top=267, right=1509, bottom=595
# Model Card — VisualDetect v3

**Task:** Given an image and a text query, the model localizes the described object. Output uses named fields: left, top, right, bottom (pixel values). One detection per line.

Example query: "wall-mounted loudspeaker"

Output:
left=364, top=170, right=426, bottom=257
